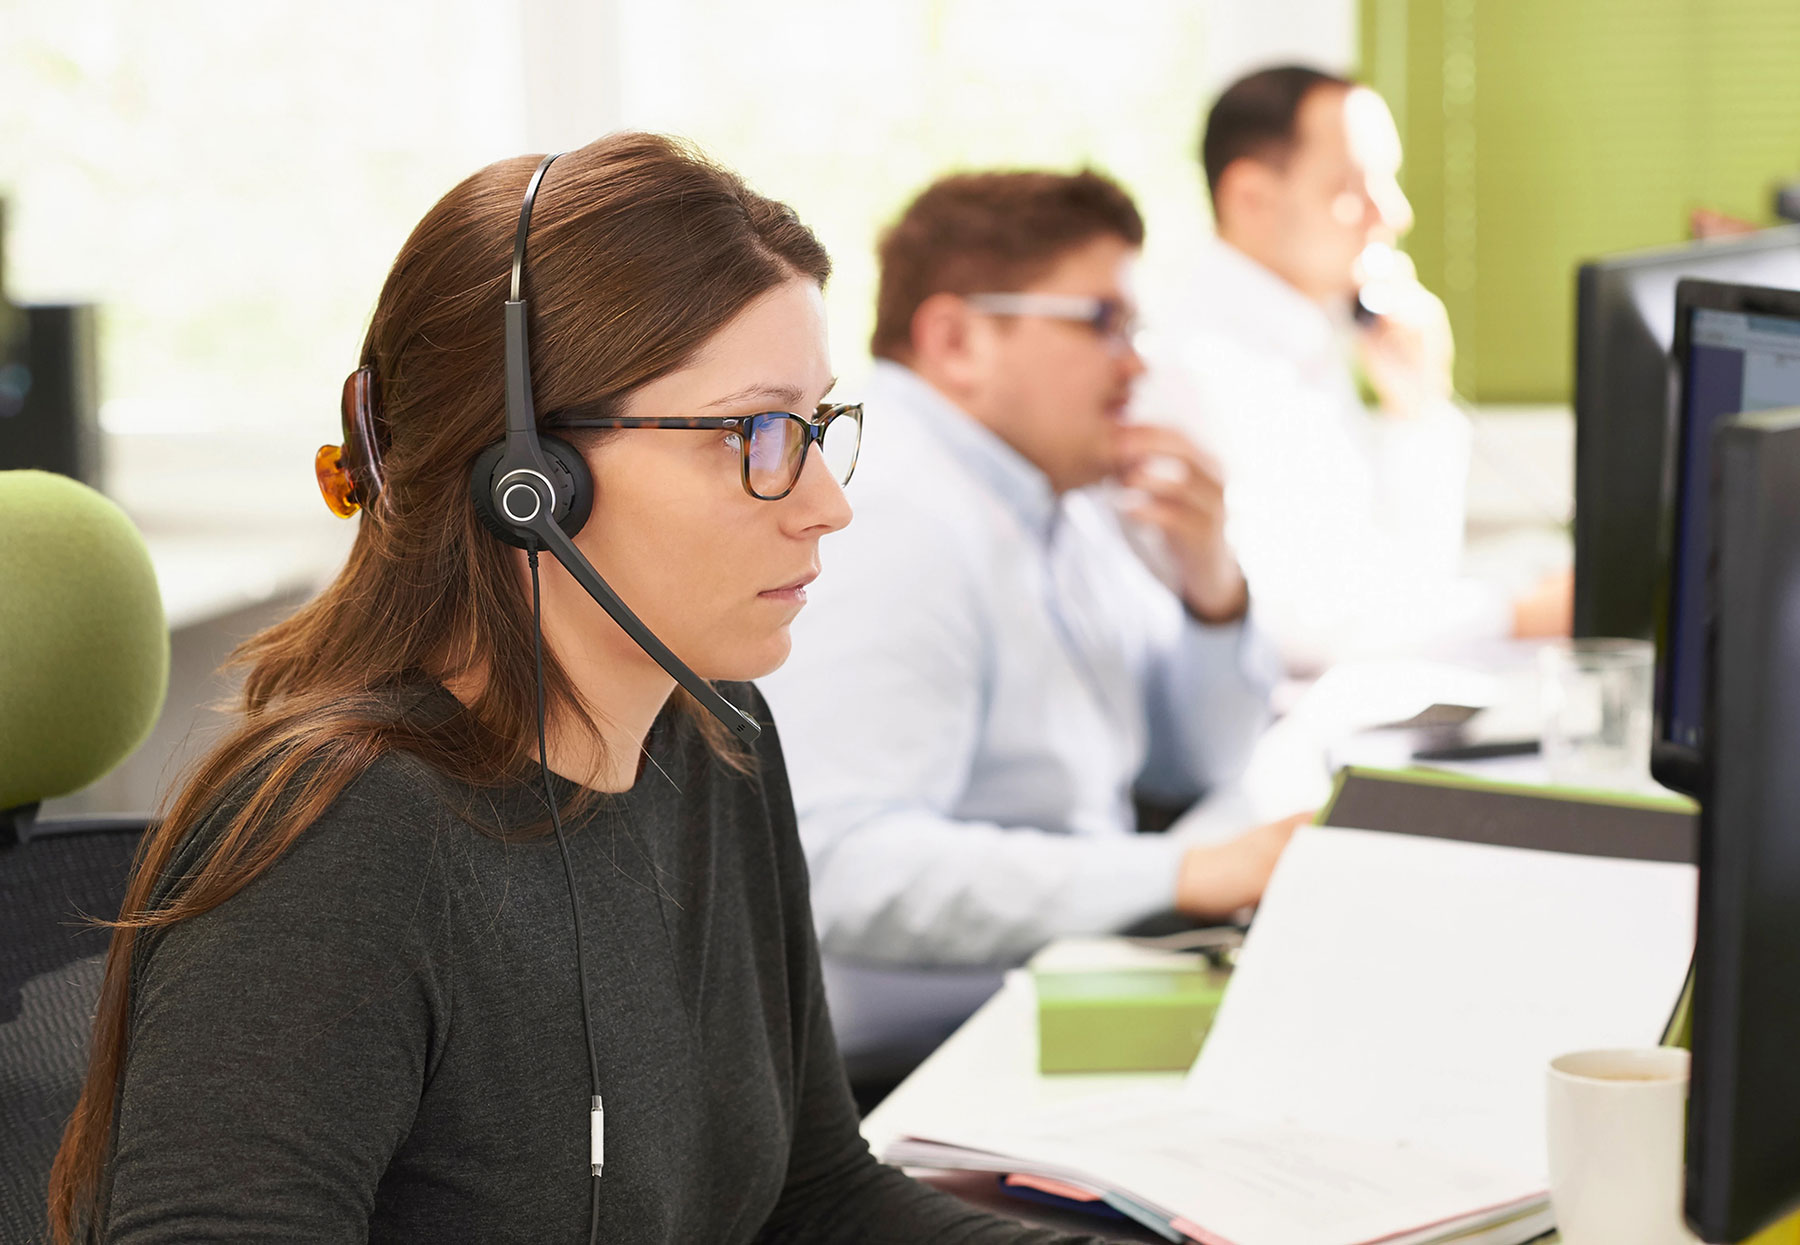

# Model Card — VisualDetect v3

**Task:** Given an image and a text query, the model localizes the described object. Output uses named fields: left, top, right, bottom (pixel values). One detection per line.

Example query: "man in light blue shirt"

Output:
left=761, top=170, right=1302, bottom=1075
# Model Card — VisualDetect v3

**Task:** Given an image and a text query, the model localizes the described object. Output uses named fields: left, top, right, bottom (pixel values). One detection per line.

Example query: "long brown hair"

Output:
left=49, top=132, right=830, bottom=1243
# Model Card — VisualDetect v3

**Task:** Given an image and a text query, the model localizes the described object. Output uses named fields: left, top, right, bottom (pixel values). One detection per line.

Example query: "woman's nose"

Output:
left=785, top=444, right=853, bottom=534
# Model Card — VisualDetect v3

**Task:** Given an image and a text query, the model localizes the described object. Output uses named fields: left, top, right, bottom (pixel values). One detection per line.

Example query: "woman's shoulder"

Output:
left=285, top=750, right=498, bottom=892
left=320, top=749, right=466, bottom=831
left=128, top=749, right=477, bottom=1018
left=155, top=748, right=470, bottom=919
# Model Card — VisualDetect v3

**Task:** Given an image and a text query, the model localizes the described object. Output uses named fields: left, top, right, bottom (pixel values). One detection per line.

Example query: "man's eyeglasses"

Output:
left=551, top=402, right=863, bottom=501
left=964, top=293, right=1140, bottom=352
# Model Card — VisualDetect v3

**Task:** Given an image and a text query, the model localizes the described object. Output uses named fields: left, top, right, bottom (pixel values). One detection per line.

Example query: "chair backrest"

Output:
left=0, top=819, right=148, bottom=1244
left=0, top=470, right=167, bottom=1241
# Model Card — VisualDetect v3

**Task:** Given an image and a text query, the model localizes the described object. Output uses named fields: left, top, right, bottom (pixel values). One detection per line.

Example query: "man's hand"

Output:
left=1511, top=567, right=1574, bottom=639
left=1174, top=810, right=1311, bottom=920
left=1356, top=266, right=1455, bottom=420
left=1111, top=423, right=1249, bottom=624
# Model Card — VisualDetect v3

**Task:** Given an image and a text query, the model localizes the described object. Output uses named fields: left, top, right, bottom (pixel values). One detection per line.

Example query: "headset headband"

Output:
left=512, top=154, right=559, bottom=306
left=503, top=153, right=563, bottom=464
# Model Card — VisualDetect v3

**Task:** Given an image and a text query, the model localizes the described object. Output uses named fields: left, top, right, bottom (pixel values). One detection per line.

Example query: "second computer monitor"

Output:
left=1651, top=279, right=1800, bottom=795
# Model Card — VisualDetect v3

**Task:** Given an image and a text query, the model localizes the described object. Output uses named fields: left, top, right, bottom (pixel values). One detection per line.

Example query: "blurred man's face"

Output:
left=962, top=234, right=1146, bottom=493
left=1245, top=85, right=1413, bottom=301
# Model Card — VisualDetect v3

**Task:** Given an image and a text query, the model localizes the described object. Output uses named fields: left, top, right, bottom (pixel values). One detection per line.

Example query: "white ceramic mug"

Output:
left=1546, top=1047, right=1700, bottom=1245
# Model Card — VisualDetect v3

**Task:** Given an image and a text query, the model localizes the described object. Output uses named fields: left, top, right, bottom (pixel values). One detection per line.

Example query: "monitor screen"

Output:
left=1660, top=289, right=1800, bottom=776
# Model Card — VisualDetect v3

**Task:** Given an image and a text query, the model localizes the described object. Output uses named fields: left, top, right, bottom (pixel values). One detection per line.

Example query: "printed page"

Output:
left=1184, top=824, right=1697, bottom=1179
left=900, top=1089, right=1545, bottom=1245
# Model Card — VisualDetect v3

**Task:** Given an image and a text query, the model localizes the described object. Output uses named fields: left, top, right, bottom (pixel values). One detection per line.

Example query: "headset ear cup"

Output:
left=469, top=442, right=527, bottom=548
left=469, top=435, right=595, bottom=549
left=539, top=433, right=594, bottom=538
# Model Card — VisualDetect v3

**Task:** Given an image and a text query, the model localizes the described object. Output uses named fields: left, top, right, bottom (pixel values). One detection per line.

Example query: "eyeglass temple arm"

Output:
left=554, top=404, right=856, bottom=431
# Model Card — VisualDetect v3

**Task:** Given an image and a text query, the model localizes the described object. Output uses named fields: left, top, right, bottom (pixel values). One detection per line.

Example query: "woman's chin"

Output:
left=694, top=631, right=792, bottom=685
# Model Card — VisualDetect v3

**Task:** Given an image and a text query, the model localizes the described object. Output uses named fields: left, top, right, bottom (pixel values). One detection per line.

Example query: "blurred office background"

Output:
left=3, top=0, right=1797, bottom=814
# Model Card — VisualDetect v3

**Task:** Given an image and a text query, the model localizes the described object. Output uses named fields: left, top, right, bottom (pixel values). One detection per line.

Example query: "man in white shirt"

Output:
left=1140, top=65, right=1570, bottom=673
left=760, top=171, right=1303, bottom=1080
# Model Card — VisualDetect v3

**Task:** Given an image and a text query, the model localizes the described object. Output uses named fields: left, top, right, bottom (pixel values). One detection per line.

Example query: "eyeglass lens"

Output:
left=744, top=411, right=860, bottom=499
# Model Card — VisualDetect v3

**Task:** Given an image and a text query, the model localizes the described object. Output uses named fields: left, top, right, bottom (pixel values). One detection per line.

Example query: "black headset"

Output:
left=468, top=151, right=762, bottom=745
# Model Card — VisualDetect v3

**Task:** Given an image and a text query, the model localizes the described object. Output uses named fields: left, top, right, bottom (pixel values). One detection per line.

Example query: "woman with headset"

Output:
left=50, top=134, right=1099, bottom=1244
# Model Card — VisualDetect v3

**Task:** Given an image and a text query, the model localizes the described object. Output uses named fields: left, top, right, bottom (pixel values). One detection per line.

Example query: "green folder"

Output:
left=1319, top=765, right=1697, bottom=860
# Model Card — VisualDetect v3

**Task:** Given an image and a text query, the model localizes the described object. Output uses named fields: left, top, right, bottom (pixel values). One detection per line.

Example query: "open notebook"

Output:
left=886, top=769, right=1699, bottom=1245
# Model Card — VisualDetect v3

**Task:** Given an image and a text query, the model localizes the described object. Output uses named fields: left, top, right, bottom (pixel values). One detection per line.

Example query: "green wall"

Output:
left=1360, top=0, right=1800, bottom=402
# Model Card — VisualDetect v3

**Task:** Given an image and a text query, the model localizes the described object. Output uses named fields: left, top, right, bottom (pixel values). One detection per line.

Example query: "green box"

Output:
left=1034, top=966, right=1229, bottom=1074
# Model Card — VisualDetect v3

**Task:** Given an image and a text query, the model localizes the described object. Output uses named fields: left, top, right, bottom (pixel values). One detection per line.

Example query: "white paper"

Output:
left=896, top=1089, right=1546, bottom=1245
left=1185, top=824, right=1697, bottom=1180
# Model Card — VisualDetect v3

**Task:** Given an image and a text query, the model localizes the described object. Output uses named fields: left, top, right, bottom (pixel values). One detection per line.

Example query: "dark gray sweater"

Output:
left=100, top=684, right=1098, bottom=1244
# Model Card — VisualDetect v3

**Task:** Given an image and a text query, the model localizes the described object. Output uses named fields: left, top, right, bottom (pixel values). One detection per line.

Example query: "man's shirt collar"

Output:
left=867, top=359, right=1060, bottom=539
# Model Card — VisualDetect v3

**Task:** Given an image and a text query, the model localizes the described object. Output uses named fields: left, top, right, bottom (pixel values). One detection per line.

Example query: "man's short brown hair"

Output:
left=1200, top=65, right=1355, bottom=203
left=870, top=169, right=1145, bottom=361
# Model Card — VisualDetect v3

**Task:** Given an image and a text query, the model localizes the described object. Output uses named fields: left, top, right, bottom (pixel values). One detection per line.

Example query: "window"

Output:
left=613, top=0, right=1214, bottom=386
left=2, top=1, right=527, bottom=440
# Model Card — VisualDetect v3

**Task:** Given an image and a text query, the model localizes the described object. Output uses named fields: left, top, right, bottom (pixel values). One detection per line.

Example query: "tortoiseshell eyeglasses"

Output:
left=550, top=402, right=862, bottom=501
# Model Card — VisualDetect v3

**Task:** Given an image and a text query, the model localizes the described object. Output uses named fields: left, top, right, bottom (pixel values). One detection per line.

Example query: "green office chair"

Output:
left=0, top=469, right=168, bottom=1243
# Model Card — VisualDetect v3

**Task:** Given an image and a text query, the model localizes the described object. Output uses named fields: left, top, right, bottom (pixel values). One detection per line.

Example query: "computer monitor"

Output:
left=1684, top=406, right=1800, bottom=1243
left=0, top=200, right=24, bottom=421
left=1571, top=227, right=1800, bottom=641
left=0, top=200, right=101, bottom=483
left=1651, top=280, right=1800, bottom=796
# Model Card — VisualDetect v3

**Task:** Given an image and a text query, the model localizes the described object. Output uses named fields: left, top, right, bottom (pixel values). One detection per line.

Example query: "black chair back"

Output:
left=1, top=818, right=148, bottom=1245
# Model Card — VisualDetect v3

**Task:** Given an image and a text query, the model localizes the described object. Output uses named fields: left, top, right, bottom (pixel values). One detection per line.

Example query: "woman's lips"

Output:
left=759, top=572, right=818, bottom=603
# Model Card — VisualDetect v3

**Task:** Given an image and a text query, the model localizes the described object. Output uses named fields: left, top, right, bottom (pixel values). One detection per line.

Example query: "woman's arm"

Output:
left=101, top=774, right=451, bottom=1243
